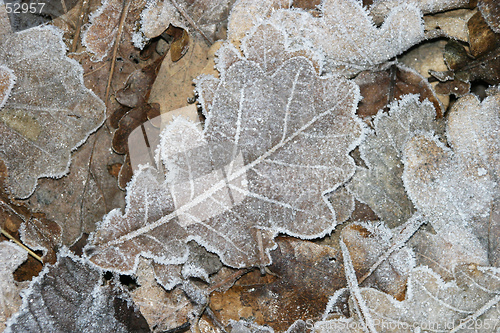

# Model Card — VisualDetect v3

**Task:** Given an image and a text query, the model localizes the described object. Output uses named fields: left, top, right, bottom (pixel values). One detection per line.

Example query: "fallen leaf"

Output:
left=137, top=0, right=235, bottom=46
left=268, top=0, right=425, bottom=75
left=19, top=217, right=62, bottom=263
left=354, top=64, right=443, bottom=119
left=25, top=127, right=125, bottom=246
left=0, top=241, right=28, bottom=332
left=0, top=26, right=105, bottom=199
left=348, top=95, right=439, bottom=227
left=0, top=65, right=15, bottom=109
left=467, top=10, right=499, bottom=57
left=423, top=8, right=475, bottom=42
left=315, top=265, right=500, bottom=332
left=479, top=0, right=500, bottom=33
left=369, top=0, right=471, bottom=25
left=130, top=259, right=194, bottom=332
left=5, top=248, right=151, bottom=332
left=85, top=22, right=364, bottom=271
left=210, top=237, right=345, bottom=331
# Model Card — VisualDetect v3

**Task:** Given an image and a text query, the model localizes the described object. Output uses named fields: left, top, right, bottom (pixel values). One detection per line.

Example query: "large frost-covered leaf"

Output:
left=86, top=22, right=364, bottom=270
left=5, top=249, right=150, bottom=333
left=315, top=265, right=500, bottom=332
left=266, top=0, right=425, bottom=75
left=0, top=26, right=105, bottom=198
left=348, top=95, right=439, bottom=227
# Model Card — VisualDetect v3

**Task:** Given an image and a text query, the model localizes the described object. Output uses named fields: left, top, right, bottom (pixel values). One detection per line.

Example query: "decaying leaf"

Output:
left=0, top=241, right=28, bottom=332
left=479, top=0, right=500, bottom=33
left=348, top=95, right=439, bottom=227
left=467, top=10, right=499, bottom=57
left=403, top=93, right=498, bottom=227
left=19, top=217, right=62, bottom=263
left=315, top=265, right=500, bottom=332
left=369, top=0, right=471, bottom=25
left=210, top=237, right=345, bottom=331
left=354, top=64, right=443, bottom=119
left=5, top=248, right=150, bottom=332
left=85, top=22, right=364, bottom=271
left=25, top=127, right=125, bottom=246
left=267, top=0, right=425, bottom=75
left=130, top=259, right=194, bottom=332
left=0, top=26, right=105, bottom=199
left=137, top=0, right=235, bottom=46
left=0, top=65, right=15, bottom=110
left=341, top=222, right=415, bottom=300
left=423, top=8, right=475, bottom=42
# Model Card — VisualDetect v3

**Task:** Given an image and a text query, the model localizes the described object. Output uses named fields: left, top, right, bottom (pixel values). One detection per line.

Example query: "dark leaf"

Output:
left=467, top=11, right=499, bottom=57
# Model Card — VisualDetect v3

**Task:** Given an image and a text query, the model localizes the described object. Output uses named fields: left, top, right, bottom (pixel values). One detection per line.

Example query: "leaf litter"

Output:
left=2, top=0, right=500, bottom=331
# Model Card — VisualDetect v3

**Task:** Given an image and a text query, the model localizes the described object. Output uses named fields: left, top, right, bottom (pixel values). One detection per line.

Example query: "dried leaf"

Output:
left=315, top=265, right=500, bottom=332
left=403, top=93, right=498, bottom=227
left=25, top=127, right=125, bottom=246
left=0, top=26, right=105, bottom=199
left=423, top=8, right=475, bottom=42
left=267, top=0, right=425, bottom=75
left=19, top=217, right=62, bottom=263
left=369, top=0, right=471, bottom=25
left=137, top=0, right=235, bottom=46
left=5, top=249, right=151, bottom=333
left=0, top=241, right=28, bottom=332
left=131, top=259, right=194, bottom=332
left=86, top=22, right=364, bottom=271
left=342, top=222, right=415, bottom=300
left=0, top=65, right=15, bottom=110
left=354, top=64, right=443, bottom=119
left=210, top=237, right=345, bottom=331
left=348, top=95, right=438, bottom=227
left=479, top=0, right=500, bottom=33
left=468, top=10, right=499, bottom=57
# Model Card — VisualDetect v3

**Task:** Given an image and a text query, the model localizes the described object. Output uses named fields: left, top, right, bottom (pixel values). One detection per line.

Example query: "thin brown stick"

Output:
left=104, top=0, right=133, bottom=109
left=71, top=0, right=90, bottom=53
left=1, top=228, right=43, bottom=263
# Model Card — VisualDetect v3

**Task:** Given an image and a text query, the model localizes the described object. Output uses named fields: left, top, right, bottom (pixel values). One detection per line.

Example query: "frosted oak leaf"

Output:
left=266, top=0, right=425, bottom=76
left=0, top=26, right=105, bottom=198
left=86, top=23, right=364, bottom=270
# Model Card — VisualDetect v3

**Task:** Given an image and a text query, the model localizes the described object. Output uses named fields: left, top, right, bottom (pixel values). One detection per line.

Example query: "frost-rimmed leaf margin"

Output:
left=0, top=25, right=106, bottom=199
left=0, top=64, right=16, bottom=110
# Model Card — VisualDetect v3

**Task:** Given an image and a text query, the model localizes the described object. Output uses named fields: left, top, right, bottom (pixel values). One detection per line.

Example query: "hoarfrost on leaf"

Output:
left=0, top=241, right=28, bottom=332
left=0, top=65, right=15, bottom=110
left=348, top=95, right=439, bottom=227
left=5, top=248, right=150, bottom=333
left=266, top=0, right=425, bottom=76
left=316, top=265, right=500, bottom=332
left=86, top=22, right=364, bottom=270
left=0, top=26, right=105, bottom=198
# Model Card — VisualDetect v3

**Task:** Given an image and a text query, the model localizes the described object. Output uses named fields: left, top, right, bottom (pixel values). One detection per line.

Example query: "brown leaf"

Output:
left=0, top=65, right=14, bottom=109
left=355, top=64, right=443, bottom=119
left=115, top=57, right=165, bottom=108
left=479, top=0, right=500, bottom=33
left=434, top=79, right=471, bottom=96
left=164, top=25, right=191, bottom=62
left=467, top=10, right=499, bottom=57
left=19, top=217, right=62, bottom=264
left=25, top=127, right=125, bottom=246
left=210, top=237, right=345, bottom=331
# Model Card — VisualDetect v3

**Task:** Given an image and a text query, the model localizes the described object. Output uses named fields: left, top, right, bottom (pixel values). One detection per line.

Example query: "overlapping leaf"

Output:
left=0, top=26, right=105, bottom=198
left=86, top=23, right=364, bottom=271
left=266, top=0, right=425, bottom=75
left=348, top=95, right=439, bottom=227
left=5, top=249, right=150, bottom=333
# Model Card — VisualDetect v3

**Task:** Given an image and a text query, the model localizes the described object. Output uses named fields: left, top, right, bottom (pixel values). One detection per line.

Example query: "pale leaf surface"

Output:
left=315, top=265, right=500, bottom=332
left=267, top=0, right=424, bottom=75
left=86, top=22, right=364, bottom=270
left=370, top=0, right=470, bottom=24
left=0, top=26, right=105, bottom=198
left=0, top=242, right=28, bottom=332
left=348, top=95, right=439, bottom=227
